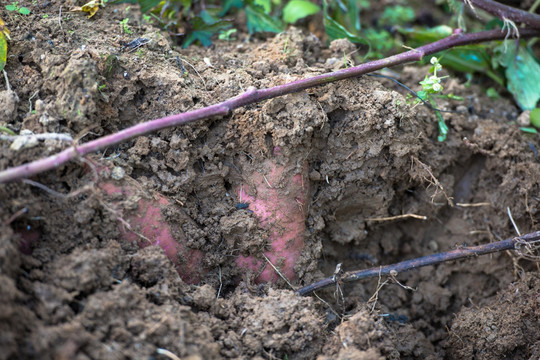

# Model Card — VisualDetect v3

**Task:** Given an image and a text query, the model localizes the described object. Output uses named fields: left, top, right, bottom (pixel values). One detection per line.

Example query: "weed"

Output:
left=411, top=57, right=450, bottom=142
left=5, top=1, right=30, bottom=15
left=142, top=14, right=153, bottom=24
left=120, top=18, right=132, bottom=34
left=218, top=28, right=237, bottom=41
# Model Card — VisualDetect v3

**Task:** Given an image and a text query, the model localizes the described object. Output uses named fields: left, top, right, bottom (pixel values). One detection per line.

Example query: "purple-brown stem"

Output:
left=467, top=0, right=540, bottom=29
left=296, top=231, right=540, bottom=296
left=1, top=28, right=540, bottom=184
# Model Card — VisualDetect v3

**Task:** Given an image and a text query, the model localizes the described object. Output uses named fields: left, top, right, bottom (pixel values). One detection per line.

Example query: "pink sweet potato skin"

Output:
left=99, top=173, right=205, bottom=284
left=235, top=156, right=309, bottom=283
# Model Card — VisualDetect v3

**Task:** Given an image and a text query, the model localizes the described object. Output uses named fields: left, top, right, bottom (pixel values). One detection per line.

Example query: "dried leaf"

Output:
left=71, top=0, right=104, bottom=19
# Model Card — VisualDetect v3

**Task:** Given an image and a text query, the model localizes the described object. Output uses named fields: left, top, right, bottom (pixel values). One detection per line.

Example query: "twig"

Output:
left=367, top=268, right=388, bottom=312
left=296, top=231, right=540, bottom=296
left=156, top=348, right=181, bottom=360
left=3, top=70, right=11, bottom=91
left=412, top=156, right=454, bottom=206
left=366, top=213, right=427, bottom=222
left=1, top=28, right=540, bottom=184
left=263, top=254, right=295, bottom=289
left=176, top=56, right=207, bottom=91
left=58, top=6, right=63, bottom=30
left=217, top=266, right=223, bottom=299
left=507, top=206, right=521, bottom=236
left=456, top=202, right=491, bottom=207
left=4, top=207, right=28, bottom=225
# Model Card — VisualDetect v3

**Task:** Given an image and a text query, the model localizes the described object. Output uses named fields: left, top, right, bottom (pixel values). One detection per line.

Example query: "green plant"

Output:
left=412, top=56, right=450, bottom=142
left=218, top=28, right=237, bottom=41
left=142, top=14, right=154, bottom=24
left=5, top=1, right=31, bottom=15
left=282, top=0, right=320, bottom=24
left=0, top=126, right=16, bottom=135
left=120, top=18, right=132, bottom=34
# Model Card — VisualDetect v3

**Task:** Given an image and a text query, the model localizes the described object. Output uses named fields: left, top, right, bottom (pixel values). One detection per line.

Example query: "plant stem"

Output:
left=296, top=231, right=540, bottom=296
left=1, top=28, right=540, bottom=184
left=467, top=0, right=540, bottom=29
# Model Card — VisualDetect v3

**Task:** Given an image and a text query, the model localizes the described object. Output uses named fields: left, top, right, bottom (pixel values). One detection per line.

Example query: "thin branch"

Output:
left=296, top=231, right=540, bottom=296
left=1, top=28, right=540, bottom=184
left=466, top=0, right=540, bottom=29
left=366, top=213, right=427, bottom=222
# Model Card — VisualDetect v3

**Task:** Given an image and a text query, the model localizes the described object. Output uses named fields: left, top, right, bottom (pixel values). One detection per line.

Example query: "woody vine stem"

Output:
left=0, top=1, right=540, bottom=183
left=1, top=0, right=540, bottom=183
left=1, top=26, right=540, bottom=183
left=296, top=231, right=540, bottom=296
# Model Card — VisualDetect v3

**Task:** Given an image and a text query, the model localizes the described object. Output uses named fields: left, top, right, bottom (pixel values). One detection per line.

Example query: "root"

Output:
left=411, top=156, right=454, bottom=206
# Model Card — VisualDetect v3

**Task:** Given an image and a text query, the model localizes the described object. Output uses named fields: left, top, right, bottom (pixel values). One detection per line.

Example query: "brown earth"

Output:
left=1, top=1, right=539, bottom=359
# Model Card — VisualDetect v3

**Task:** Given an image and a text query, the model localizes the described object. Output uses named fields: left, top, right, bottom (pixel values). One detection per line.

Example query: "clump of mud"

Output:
left=445, top=272, right=540, bottom=360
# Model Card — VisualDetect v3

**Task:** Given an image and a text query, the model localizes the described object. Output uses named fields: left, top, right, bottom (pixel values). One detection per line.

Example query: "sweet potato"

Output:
left=14, top=157, right=309, bottom=285
left=98, top=170, right=206, bottom=284
left=235, top=151, right=309, bottom=283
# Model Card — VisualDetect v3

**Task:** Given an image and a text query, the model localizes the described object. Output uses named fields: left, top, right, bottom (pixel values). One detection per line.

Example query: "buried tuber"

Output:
left=13, top=160, right=310, bottom=285
left=99, top=153, right=309, bottom=284
left=97, top=168, right=207, bottom=284
left=235, top=149, right=310, bottom=283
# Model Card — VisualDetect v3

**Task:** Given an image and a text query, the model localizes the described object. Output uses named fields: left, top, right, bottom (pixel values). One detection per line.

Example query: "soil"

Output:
left=1, top=1, right=539, bottom=359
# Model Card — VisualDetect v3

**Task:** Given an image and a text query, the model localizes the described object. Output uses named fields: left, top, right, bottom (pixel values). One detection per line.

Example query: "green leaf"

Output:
left=0, top=126, right=16, bottom=135
left=5, top=5, right=17, bottom=12
left=199, top=9, right=219, bottom=24
left=0, top=31, right=7, bottom=73
left=396, top=25, right=452, bottom=45
left=245, top=3, right=283, bottom=33
left=254, top=0, right=271, bottom=13
left=183, top=15, right=232, bottom=47
left=398, top=26, right=504, bottom=86
left=346, top=0, right=361, bottom=31
left=363, top=28, right=393, bottom=58
left=520, top=127, right=538, bottom=134
left=379, top=5, right=415, bottom=26
left=322, top=1, right=365, bottom=44
left=218, top=28, right=237, bottom=41
left=219, top=0, right=244, bottom=16
left=126, top=0, right=161, bottom=13
left=283, top=0, right=319, bottom=24
left=439, top=48, right=504, bottom=86
left=494, top=43, right=540, bottom=110
left=531, top=108, right=540, bottom=128
left=19, top=7, right=30, bottom=15
left=486, top=87, right=499, bottom=99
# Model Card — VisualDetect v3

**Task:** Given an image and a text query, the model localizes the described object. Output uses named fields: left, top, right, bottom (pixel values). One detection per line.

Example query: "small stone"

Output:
left=0, top=90, right=20, bottom=122
left=517, top=110, right=531, bottom=126
left=111, top=166, right=125, bottom=180
left=10, top=131, right=38, bottom=151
